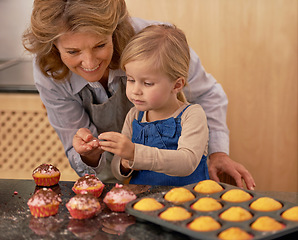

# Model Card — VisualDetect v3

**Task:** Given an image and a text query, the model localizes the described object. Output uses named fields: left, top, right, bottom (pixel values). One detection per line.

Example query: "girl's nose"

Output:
left=132, top=83, right=142, bottom=95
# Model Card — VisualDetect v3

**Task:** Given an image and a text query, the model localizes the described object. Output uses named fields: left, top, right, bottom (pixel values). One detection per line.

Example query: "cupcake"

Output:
left=218, top=227, right=253, bottom=240
left=27, top=188, right=62, bottom=218
left=133, top=198, right=164, bottom=211
left=32, top=163, right=60, bottom=186
left=66, top=193, right=101, bottom=219
left=164, top=187, right=195, bottom=204
left=72, top=174, right=105, bottom=198
left=281, top=206, right=298, bottom=221
left=188, top=216, right=221, bottom=231
left=250, top=197, right=282, bottom=211
left=103, top=184, right=136, bottom=212
left=191, top=197, right=222, bottom=212
left=159, top=206, right=191, bottom=221
left=193, top=180, right=223, bottom=194
left=221, top=189, right=252, bottom=203
left=219, top=206, right=253, bottom=222
left=251, top=216, right=285, bottom=231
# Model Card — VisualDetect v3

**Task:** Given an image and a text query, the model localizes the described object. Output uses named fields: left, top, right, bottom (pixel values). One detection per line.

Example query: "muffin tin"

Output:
left=126, top=183, right=298, bottom=240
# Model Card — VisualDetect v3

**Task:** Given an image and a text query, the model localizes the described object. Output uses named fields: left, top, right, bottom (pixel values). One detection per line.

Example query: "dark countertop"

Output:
left=0, top=59, right=38, bottom=93
left=0, top=179, right=297, bottom=240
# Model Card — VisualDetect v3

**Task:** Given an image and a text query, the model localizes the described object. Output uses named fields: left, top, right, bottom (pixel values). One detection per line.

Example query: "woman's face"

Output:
left=55, top=31, right=113, bottom=82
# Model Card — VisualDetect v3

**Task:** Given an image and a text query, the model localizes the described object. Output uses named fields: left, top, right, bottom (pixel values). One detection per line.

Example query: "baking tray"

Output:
left=126, top=183, right=298, bottom=240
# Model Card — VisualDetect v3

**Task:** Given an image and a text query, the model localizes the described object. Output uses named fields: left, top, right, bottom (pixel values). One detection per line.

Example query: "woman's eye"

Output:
left=96, top=43, right=106, bottom=49
left=67, top=50, right=79, bottom=55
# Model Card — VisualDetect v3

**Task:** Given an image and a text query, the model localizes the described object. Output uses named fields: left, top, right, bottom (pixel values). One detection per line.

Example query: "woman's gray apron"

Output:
left=79, top=77, right=133, bottom=182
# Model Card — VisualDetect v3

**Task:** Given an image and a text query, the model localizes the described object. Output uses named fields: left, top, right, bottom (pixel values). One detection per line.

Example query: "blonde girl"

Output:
left=99, top=25, right=209, bottom=186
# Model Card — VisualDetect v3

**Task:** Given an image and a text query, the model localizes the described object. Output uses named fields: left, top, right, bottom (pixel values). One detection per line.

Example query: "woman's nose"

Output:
left=81, top=52, right=97, bottom=69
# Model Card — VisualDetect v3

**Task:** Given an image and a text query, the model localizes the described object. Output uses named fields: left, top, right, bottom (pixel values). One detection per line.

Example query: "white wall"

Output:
left=0, top=0, right=34, bottom=60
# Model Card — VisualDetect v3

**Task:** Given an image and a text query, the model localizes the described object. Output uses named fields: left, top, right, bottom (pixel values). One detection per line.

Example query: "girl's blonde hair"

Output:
left=22, top=0, right=135, bottom=81
left=120, top=24, right=190, bottom=102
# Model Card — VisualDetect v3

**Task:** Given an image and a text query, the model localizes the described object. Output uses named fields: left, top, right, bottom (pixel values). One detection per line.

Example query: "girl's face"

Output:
left=125, top=60, right=179, bottom=116
left=55, top=31, right=113, bottom=82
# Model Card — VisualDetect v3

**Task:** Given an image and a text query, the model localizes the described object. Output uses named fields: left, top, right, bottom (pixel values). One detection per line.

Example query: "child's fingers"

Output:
left=98, top=132, right=121, bottom=142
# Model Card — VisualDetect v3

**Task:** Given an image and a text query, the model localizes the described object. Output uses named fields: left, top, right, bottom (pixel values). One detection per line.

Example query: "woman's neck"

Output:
left=99, top=69, right=110, bottom=95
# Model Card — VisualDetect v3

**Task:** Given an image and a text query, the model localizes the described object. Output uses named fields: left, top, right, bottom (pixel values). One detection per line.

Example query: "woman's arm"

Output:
left=33, top=60, right=104, bottom=176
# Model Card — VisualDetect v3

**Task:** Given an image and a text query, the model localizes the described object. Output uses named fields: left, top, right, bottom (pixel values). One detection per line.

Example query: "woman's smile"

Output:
left=80, top=64, right=100, bottom=72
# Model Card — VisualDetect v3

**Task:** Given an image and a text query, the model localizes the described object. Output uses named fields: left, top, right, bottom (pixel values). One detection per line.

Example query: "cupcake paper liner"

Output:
left=66, top=203, right=101, bottom=219
left=33, top=175, right=60, bottom=186
left=29, top=204, right=59, bottom=218
left=72, top=184, right=104, bottom=198
left=104, top=202, right=127, bottom=212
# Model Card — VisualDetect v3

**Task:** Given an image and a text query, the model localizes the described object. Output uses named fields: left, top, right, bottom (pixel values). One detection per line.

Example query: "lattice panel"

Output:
left=0, top=108, right=77, bottom=180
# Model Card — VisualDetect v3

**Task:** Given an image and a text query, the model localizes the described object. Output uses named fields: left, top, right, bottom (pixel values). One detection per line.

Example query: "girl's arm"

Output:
left=106, top=105, right=208, bottom=177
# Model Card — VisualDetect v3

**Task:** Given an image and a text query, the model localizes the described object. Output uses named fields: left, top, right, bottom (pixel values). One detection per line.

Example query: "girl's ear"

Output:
left=173, top=77, right=185, bottom=93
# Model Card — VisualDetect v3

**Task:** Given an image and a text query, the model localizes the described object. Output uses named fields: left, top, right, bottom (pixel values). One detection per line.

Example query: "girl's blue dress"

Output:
left=129, top=105, right=209, bottom=186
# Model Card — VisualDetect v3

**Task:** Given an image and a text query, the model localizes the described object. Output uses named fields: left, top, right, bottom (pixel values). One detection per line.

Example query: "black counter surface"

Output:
left=0, top=179, right=190, bottom=240
left=0, top=179, right=297, bottom=240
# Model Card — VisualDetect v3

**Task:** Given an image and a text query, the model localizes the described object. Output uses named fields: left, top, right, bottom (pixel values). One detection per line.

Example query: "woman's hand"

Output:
left=99, top=132, right=135, bottom=161
left=208, top=152, right=256, bottom=190
left=73, top=128, right=104, bottom=167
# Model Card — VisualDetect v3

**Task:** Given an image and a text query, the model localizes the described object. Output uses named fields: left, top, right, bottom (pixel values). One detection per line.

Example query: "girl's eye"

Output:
left=127, top=78, right=135, bottom=83
left=144, top=82, right=154, bottom=86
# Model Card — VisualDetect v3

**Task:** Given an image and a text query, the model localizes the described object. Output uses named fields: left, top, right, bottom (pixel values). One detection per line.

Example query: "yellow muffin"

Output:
left=193, top=180, right=223, bottom=194
left=218, top=227, right=253, bottom=240
left=159, top=207, right=191, bottom=221
left=133, top=198, right=164, bottom=211
left=250, top=197, right=282, bottom=211
left=164, top=187, right=195, bottom=203
left=251, top=216, right=285, bottom=231
left=221, top=189, right=252, bottom=203
left=191, top=197, right=222, bottom=211
left=219, top=207, right=253, bottom=222
left=281, top=206, right=298, bottom=221
left=188, top=216, right=221, bottom=232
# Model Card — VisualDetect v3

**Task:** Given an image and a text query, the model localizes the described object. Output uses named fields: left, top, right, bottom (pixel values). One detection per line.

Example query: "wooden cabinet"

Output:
left=0, top=93, right=78, bottom=181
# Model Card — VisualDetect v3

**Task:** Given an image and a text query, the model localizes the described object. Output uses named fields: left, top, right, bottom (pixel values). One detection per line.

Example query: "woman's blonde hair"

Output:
left=22, top=0, right=135, bottom=81
left=120, top=24, right=190, bottom=102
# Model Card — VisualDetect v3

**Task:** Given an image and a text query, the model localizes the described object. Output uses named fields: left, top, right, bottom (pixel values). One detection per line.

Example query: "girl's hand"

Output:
left=73, top=128, right=103, bottom=167
left=99, top=132, right=135, bottom=161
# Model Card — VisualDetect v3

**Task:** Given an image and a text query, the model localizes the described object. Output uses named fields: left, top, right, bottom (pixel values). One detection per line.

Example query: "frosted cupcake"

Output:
left=66, top=193, right=101, bottom=219
left=27, top=188, right=62, bottom=218
left=32, top=163, right=60, bottom=186
left=72, top=174, right=105, bottom=198
left=103, top=184, right=137, bottom=212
